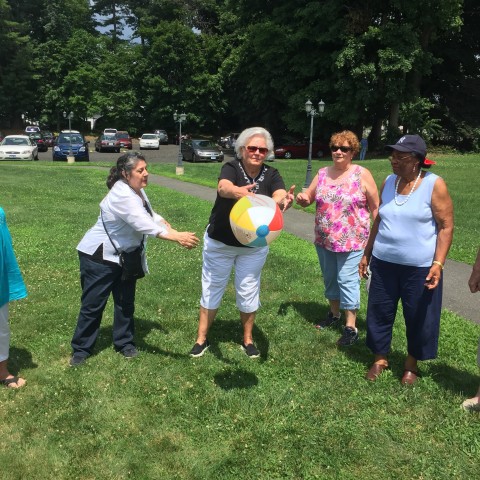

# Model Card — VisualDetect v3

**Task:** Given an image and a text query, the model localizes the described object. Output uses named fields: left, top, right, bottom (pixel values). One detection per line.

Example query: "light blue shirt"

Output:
left=373, top=172, right=439, bottom=267
left=0, top=207, right=27, bottom=308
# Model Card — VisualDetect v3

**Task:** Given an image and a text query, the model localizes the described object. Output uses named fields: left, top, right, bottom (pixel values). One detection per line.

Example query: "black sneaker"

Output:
left=69, top=354, right=87, bottom=367
left=337, top=326, right=359, bottom=346
left=315, top=311, right=341, bottom=329
left=121, top=346, right=139, bottom=358
left=241, top=342, right=260, bottom=358
left=190, top=339, right=210, bottom=357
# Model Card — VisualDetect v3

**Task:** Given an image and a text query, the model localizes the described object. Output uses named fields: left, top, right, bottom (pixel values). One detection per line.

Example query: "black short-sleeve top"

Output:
left=206, top=159, right=286, bottom=247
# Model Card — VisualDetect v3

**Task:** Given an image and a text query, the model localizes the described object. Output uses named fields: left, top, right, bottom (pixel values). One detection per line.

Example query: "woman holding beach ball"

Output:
left=189, top=127, right=295, bottom=359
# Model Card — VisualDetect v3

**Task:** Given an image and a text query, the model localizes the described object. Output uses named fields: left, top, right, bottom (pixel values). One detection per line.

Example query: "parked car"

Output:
left=53, top=130, right=89, bottom=162
left=25, top=125, right=41, bottom=134
left=95, top=134, right=120, bottom=153
left=139, top=133, right=160, bottom=150
left=274, top=140, right=328, bottom=159
left=103, top=128, right=117, bottom=136
left=154, top=129, right=169, bottom=144
left=116, top=131, right=132, bottom=150
left=42, top=131, right=55, bottom=147
left=28, top=132, right=48, bottom=152
left=181, top=139, right=224, bottom=163
left=219, top=133, right=239, bottom=149
left=0, top=135, right=38, bottom=161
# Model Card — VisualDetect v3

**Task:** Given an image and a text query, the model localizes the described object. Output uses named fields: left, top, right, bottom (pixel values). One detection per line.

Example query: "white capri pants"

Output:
left=0, top=303, right=10, bottom=362
left=200, top=233, right=269, bottom=313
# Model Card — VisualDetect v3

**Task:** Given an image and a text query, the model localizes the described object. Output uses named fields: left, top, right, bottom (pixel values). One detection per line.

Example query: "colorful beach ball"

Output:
left=230, top=194, right=284, bottom=247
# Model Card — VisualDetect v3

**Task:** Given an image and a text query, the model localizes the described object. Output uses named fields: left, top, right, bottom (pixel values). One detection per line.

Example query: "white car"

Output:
left=139, top=133, right=160, bottom=150
left=0, top=135, right=38, bottom=160
left=104, top=128, right=117, bottom=136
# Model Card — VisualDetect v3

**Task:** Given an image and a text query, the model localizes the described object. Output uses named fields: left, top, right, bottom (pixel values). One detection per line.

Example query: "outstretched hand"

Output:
left=282, top=185, right=296, bottom=212
left=176, top=232, right=200, bottom=249
left=296, top=191, right=311, bottom=208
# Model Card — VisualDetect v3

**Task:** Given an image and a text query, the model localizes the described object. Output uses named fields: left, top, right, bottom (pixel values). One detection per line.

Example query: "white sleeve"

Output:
left=106, top=183, right=169, bottom=237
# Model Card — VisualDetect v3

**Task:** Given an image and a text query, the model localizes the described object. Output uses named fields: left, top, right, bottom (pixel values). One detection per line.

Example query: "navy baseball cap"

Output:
left=386, top=134, right=427, bottom=158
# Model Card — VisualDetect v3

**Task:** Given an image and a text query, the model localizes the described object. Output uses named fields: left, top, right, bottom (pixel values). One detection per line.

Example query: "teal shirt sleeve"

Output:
left=0, top=207, right=27, bottom=307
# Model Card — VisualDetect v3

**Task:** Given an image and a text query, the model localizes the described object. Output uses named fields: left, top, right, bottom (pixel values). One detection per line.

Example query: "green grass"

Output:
left=0, top=164, right=479, bottom=479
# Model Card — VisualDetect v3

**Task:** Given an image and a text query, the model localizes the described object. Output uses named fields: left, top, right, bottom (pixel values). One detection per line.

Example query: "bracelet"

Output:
left=432, top=260, right=444, bottom=270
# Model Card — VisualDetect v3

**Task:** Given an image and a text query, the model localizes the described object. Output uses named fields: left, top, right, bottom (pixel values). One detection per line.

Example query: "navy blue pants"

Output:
left=71, top=253, right=137, bottom=357
left=366, top=256, right=443, bottom=360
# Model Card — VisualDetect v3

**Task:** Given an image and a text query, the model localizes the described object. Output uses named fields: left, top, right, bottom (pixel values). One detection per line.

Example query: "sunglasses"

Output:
left=389, top=154, right=413, bottom=162
left=330, top=145, right=352, bottom=153
left=245, top=145, right=269, bottom=155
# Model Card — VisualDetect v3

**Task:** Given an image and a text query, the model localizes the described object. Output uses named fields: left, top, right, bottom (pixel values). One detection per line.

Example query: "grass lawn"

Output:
left=0, top=162, right=479, bottom=479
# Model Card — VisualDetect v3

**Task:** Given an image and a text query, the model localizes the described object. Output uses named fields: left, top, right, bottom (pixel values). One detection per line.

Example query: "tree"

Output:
left=0, top=0, right=37, bottom=128
left=91, top=0, right=131, bottom=48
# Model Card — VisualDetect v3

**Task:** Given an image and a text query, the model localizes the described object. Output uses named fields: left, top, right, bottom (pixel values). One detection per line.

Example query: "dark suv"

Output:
left=53, top=130, right=90, bottom=161
left=28, top=132, right=49, bottom=152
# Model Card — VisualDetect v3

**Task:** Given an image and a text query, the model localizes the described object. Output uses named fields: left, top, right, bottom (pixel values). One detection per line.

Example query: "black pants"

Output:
left=71, top=253, right=137, bottom=357
left=366, top=256, right=442, bottom=360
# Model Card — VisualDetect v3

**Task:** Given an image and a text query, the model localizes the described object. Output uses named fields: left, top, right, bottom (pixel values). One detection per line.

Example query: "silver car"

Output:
left=154, top=129, right=169, bottom=145
left=181, top=139, right=224, bottom=163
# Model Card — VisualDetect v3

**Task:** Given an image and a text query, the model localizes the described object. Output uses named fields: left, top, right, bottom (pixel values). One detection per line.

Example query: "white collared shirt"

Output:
left=77, top=180, right=169, bottom=266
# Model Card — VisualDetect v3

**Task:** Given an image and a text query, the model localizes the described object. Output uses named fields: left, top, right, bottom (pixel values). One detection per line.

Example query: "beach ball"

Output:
left=230, top=194, right=284, bottom=247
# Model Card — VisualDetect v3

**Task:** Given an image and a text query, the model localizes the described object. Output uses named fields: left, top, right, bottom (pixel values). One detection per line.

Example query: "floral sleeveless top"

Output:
left=314, top=165, right=370, bottom=252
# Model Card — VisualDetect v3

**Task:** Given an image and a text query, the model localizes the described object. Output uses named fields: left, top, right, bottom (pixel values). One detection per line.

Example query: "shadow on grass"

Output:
left=214, top=368, right=259, bottom=390
left=8, top=346, right=38, bottom=372
left=94, top=317, right=187, bottom=359
left=277, top=301, right=329, bottom=326
left=428, top=362, right=479, bottom=395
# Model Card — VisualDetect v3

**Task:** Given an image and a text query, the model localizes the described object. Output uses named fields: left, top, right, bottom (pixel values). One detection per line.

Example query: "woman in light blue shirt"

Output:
left=359, top=135, right=454, bottom=385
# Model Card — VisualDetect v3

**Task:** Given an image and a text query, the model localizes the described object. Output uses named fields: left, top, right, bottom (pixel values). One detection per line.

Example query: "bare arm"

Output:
left=272, top=185, right=296, bottom=212
left=468, top=248, right=480, bottom=293
left=295, top=174, right=319, bottom=207
left=359, top=179, right=386, bottom=278
left=217, top=178, right=256, bottom=200
left=157, top=229, right=199, bottom=249
left=424, top=177, right=454, bottom=289
left=361, top=168, right=380, bottom=221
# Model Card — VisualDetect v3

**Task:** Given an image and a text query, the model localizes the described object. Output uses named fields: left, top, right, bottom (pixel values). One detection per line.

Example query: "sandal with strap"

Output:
left=0, top=376, right=26, bottom=389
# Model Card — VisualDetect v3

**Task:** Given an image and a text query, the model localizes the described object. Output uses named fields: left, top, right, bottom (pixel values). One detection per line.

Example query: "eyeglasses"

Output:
left=330, top=145, right=352, bottom=153
left=245, top=145, right=269, bottom=155
left=389, top=154, right=413, bottom=162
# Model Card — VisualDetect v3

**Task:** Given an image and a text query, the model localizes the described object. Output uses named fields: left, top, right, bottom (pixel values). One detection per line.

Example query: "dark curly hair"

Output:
left=106, top=152, right=146, bottom=189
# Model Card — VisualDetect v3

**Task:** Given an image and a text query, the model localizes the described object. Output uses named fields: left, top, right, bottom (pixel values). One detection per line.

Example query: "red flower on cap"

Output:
left=424, top=157, right=436, bottom=165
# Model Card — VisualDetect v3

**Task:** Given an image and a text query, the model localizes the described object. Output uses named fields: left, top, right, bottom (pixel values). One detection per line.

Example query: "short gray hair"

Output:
left=235, top=127, right=274, bottom=158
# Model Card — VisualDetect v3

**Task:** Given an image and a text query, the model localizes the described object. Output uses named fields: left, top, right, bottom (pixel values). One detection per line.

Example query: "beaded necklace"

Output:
left=238, top=161, right=266, bottom=193
left=394, top=170, right=422, bottom=206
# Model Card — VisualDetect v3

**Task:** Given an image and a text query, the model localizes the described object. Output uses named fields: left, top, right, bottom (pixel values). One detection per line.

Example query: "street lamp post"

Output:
left=173, top=110, right=187, bottom=175
left=303, top=99, right=325, bottom=190
left=63, top=111, right=73, bottom=157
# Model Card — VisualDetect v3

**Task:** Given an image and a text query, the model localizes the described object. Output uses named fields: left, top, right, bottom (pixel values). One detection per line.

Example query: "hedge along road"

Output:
left=34, top=143, right=478, bottom=325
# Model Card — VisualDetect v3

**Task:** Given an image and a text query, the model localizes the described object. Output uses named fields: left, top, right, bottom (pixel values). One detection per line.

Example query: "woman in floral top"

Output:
left=296, top=130, right=379, bottom=346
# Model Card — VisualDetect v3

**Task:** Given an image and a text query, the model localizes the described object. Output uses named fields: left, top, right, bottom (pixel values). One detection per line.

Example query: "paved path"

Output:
left=149, top=174, right=479, bottom=325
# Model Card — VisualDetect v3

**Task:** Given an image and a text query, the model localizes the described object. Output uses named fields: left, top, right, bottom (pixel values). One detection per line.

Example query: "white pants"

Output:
left=0, top=303, right=10, bottom=362
left=200, top=233, right=269, bottom=313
